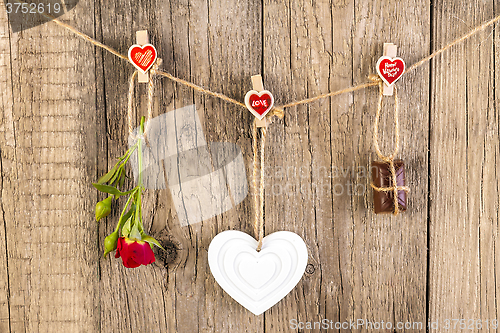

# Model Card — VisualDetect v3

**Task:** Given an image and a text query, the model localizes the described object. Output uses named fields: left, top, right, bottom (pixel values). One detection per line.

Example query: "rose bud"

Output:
left=95, top=196, right=113, bottom=221
left=103, top=231, right=119, bottom=258
left=115, top=237, right=156, bottom=268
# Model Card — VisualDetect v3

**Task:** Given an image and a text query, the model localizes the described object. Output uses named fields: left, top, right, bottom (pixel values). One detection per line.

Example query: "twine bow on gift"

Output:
left=370, top=76, right=410, bottom=215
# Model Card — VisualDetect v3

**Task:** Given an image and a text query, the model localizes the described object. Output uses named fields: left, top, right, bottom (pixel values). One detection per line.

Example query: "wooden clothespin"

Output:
left=136, top=31, right=150, bottom=83
left=244, top=75, right=274, bottom=128
left=382, top=43, right=397, bottom=95
left=376, top=43, right=405, bottom=96
left=128, top=30, right=158, bottom=83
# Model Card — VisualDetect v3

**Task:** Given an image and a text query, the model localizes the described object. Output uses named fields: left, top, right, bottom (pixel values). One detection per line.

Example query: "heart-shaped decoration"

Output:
left=244, top=90, right=275, bottom=120
left=376, top=56, right=405, bottom=86
left=128, top=44, right=158, bottom=74
left=208, top=230, right=308, bottom=315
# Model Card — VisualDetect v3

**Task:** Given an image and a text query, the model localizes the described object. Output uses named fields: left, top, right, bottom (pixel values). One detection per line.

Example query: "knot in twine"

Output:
left=127, top=58, right=163, bottom=141
left=267, top=106, right=285, bottom=120
left=370, top=78, right=409, bottom=215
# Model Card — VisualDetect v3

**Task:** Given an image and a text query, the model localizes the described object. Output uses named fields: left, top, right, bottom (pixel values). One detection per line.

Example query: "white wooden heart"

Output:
left=208, top=230, right=308, bottom=315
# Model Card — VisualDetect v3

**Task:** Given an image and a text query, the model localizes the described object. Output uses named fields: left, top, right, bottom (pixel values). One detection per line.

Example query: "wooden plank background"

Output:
left=0, top=0, right=499, bottom=332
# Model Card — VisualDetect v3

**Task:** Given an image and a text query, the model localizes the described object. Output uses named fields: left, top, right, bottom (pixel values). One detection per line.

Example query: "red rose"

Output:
left=115, top=237, right=156, bottom=268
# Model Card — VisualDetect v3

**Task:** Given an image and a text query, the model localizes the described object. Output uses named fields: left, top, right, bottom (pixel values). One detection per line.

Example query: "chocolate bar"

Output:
left=371, top=160, right=406, bottom=214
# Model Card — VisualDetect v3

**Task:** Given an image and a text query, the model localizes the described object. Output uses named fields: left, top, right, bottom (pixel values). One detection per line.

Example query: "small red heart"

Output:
left=128, top=44, right=158, bottom=74
left=244, top=90, right=274, bottom=120
left=376, top=56, right=405, bottom=86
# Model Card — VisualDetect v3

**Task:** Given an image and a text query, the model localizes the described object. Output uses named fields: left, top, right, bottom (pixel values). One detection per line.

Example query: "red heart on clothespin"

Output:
left=244, top=90, right=274, bottom=120
left=128, top=44, right=157, bottom=74
left=376, top=56, right=405, bottom=86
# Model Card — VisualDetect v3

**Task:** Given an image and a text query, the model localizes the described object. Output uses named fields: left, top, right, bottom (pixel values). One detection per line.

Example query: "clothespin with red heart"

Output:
left=376, top=43, right=405, bottom=96
left=128, top=30, right=158, bottom=83
left=245, top=75, right=274, bottom=127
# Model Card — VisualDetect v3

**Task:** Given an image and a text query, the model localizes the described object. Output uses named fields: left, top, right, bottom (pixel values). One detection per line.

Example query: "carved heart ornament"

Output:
left=128, top=44, right=158, bottom=74
left=208, top=230, right=308, bottom=315
left=244, top=90, right=274, bottom=120
left=376, top=56, right=405, bottom=86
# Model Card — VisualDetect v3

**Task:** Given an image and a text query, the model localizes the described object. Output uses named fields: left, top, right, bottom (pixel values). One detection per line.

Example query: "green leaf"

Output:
left=114, top=193, right=135, bottom=234
left=109, top=165, right=125, bottom=186
left=97, top=162, right=120, bottom=185
left=92, top=183, right=137, bottom=197
left=129, top=222, right=142, bottom=241
left=97, top=145, right=137, bottom=185
left=141, top=233, right=165, bottom=251
left=122, top=217, right=133, bottom=238
left=118, top=168, right=126, bottom=189
left=117, top=204, right=135, bottom=231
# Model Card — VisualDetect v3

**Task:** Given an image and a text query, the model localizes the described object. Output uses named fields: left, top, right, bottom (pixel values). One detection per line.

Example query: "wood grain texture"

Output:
left=0, top=0, right=499, bottom=332
left=96, top=1, right=171, bottom=332
left=349, top=1, right=430, bottom=330
left=0, top=3, right=13, bottom=332
left=162, top=0, right=265, bottom=331
left=429, top=1, right=500, bottom=331
left=263, top=0, right=429, bottom=331
left=263, top=0, right=335, bottom=330
left=0, top=1, right=100, bottom=332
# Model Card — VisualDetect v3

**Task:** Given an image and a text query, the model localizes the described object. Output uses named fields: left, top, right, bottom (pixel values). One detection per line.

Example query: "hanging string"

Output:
left=370, top=80, right=410, bottom=215
left=252, top=120, right=267, bottom=251
left=127, top=59, right=163, bottom=138
left=26, top=2, right=499, bottom=118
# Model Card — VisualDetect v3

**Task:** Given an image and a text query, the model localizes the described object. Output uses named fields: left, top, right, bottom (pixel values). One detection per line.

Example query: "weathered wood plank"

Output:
left=156, top=1, right=210, bottom=332
left=262, top=0, right=429, bottom=331
left=429, top=1, right=499, bottom=331
left=0, top=3, right=13, bottom=332
left=155, top=0, right=264, bottom=331
left=263, top=0, right=335, bottom=331
left=0, top=3, right=14, bottom=332
left=96, top=1, right=170, bottom=332
left=97, top=0, right=265, bottom=331
left=494, top=6, right=500, bottom=329
left=347, top=1, right=430, bottom=331
left=0, top=1, right=100, bottom=332
left=327, top=0, right=356, bottom=327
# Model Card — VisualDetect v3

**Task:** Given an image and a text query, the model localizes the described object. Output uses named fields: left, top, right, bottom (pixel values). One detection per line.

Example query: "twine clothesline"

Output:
left=35, top=10, right=500, bottom=118
left=29, top=6, right=500, bottom=223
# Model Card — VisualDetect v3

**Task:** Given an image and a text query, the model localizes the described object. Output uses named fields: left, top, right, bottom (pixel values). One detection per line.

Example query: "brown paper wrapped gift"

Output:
left=371, top=160, right=407, bottom=214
